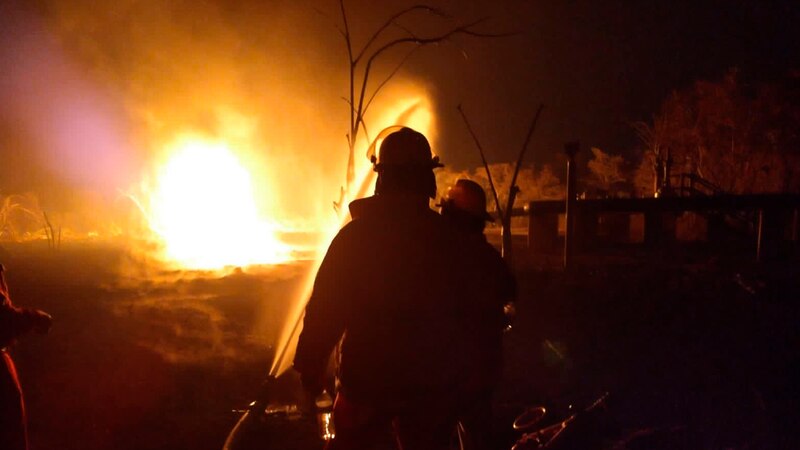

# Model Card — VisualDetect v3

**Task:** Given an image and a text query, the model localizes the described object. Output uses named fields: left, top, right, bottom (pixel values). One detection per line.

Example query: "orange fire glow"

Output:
left=145, top=134, right=290, bottom=270
left=135, top=89, right=436, bottom=275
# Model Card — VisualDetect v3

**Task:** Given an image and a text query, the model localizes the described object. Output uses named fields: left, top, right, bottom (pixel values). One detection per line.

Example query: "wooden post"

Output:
left=563, top=141, right=579, bottom=269
left=793, top=208, right=799, bottom=259
left=757, top=209, right=765, bottom=263
left=663, top=150, right=673, bottom=196
left=757, top=208, right=786, bottom=262
left=654, top=157, right=663, bottom=197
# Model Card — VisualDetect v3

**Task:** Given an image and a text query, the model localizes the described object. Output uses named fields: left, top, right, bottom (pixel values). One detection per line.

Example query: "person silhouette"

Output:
left=295, top=128, right=474, bottom=449
left=0, top=264, right=52, bottom=450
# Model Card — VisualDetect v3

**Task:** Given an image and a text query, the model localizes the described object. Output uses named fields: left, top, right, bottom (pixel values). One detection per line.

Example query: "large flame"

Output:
left=147, top=134, right=290, bottom=270
left=139, top=91, right=434, bottom=273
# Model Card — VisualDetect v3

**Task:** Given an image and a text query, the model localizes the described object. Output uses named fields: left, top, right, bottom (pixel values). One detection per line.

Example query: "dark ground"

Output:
left=2, top=237, right=799, bottom=449
left=500, top=238, right=800, bottom=449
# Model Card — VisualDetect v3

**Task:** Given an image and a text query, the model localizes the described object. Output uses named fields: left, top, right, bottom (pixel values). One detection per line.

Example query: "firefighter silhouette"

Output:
left=1, top=264, right=52, bottom=450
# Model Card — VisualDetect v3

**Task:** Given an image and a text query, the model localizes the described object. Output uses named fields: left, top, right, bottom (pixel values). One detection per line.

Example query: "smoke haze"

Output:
left=1, top=0, right=446, bottom=235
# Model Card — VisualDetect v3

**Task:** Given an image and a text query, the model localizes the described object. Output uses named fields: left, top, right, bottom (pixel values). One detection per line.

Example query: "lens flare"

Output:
left=148, top=135, right=289, bottom=269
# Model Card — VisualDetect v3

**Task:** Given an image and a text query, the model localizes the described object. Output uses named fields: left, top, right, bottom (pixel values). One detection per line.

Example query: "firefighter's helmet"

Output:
left=443, top=179, right=494, bottom=222
left=370, top=127, right=443, bottom=171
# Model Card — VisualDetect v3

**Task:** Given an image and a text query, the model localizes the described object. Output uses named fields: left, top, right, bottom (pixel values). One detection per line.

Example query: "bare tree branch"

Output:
left=632, top=120, right=659, bottom=156
left=505, top=104, right=544, bottom=220
left=362, top=46, right=420, bottom=118
left=310, top=4, right=347, bottom=39
left=334, top=1, right=514, bottom=205
left=340, top=0, right=356, bottom=191
left=360, top=120, right=372, bottom=145
left=354, top=4, right=449, bottom=64
left=391, top=21, right=417, bottom=39
left=362, top=18, right=511, bottom=79
left=457, top=104, right=504, bottom=219
left=354, top=19, right=511, bottom=141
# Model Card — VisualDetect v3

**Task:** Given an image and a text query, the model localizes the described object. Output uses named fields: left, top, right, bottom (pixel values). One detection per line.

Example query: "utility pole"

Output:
left=563, top=141, right=579, bottom=270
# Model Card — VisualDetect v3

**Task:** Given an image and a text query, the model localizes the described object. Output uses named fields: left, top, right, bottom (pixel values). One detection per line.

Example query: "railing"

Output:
left=671, top=173, right=725, bottom=197
left=525, top=194, right=800, bottom=263
left=669, top=173, right=756, bottom=233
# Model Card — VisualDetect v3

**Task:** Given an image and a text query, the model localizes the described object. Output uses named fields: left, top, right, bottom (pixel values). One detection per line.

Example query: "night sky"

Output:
left=1, top=0, right=798, bottom=200
left=415, top=0, right=800, bottom=167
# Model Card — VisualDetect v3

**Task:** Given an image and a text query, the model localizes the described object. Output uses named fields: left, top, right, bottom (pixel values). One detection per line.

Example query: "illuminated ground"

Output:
left=3, top=241, right=307, bottom=450
left=3, top=239, right=799, bottom=449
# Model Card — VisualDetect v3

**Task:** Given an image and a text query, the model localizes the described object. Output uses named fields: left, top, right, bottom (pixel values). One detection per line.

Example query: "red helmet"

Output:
left=443, top=179, right=494, bottom=222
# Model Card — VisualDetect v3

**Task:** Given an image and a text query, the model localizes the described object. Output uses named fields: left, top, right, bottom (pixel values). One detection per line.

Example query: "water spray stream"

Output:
left=268, top=165, right=377, bottom=377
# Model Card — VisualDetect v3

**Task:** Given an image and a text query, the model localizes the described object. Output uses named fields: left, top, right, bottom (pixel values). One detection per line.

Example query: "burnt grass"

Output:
left=2, top=239, right=800, bottom=449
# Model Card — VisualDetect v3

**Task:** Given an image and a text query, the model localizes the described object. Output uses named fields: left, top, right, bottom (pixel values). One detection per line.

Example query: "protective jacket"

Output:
left=1, top=291, right=39, bottom=450
left=460, top=233, right=516, bottom=388
left=294, top=194, right=473, bottom=403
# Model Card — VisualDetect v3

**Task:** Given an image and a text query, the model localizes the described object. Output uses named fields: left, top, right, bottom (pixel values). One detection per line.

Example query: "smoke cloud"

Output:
left=1, top=0, right=443, bottom=234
